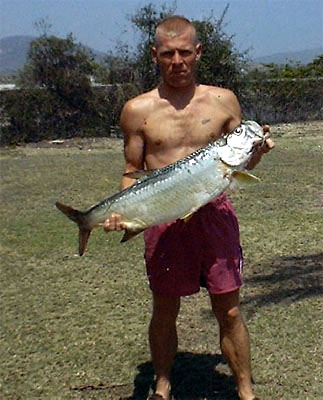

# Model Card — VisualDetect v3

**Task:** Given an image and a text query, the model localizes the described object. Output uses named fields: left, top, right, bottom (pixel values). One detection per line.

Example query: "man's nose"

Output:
left=172, top=51, right=182, bottom=64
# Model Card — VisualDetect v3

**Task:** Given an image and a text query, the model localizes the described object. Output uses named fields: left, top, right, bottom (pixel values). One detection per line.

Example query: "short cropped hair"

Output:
left=155, top=15, right=198, bottom=47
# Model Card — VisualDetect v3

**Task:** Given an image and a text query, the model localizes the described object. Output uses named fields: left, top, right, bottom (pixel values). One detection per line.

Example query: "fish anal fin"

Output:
left=121, top=229, right=144, bottom=243
left=120, top=218, right=147, bottom=242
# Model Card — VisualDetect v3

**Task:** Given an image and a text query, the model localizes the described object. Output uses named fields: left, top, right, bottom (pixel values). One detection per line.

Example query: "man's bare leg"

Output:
left=210, top=290, right=257, bottom=400
left=149, top=293, right=180, bottom=400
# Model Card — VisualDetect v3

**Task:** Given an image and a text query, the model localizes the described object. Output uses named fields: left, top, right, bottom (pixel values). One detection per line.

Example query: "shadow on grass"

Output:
left=241, top=252, right=323, bottom=318
left=128, top=352, right=238, bottom=400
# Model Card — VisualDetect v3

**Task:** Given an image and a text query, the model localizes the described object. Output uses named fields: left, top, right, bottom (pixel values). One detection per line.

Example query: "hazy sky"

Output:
left=1, top=0, right=322, bottom=58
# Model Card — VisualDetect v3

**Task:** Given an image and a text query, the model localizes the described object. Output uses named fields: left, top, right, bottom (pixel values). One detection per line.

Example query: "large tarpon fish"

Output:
left=56, top=120, right=268, bottom=255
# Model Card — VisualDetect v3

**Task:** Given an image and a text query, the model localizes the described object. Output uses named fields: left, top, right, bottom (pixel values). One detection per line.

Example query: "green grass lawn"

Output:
left=0, top=123, right=322, bottom=399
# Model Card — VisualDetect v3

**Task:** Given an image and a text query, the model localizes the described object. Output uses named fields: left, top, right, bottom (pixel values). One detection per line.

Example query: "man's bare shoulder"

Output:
left=202, top=84, right=241, bottom=116
left=120, top=88, right=161, bottom=132
left=122, top=88, right=160, bottom=117
left=196, top=84, right=241, bottom=132
left=198, top=84, right=237, bottom=102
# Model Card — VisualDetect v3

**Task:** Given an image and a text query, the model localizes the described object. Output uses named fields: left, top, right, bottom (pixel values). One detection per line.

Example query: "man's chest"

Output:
left=143, top=103, right=229, bottom=149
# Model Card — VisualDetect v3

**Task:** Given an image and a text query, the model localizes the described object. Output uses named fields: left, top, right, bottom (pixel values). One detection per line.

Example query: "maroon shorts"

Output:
left=144, top=194, right=243, bottom=297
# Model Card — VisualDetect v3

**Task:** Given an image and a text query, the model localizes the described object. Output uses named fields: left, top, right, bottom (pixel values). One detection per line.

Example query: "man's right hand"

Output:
left=103, top=213, right=127, bottom=232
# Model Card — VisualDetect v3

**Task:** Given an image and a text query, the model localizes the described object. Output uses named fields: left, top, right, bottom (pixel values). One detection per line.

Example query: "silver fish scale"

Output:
left=85, top=120, right=264, bottom=228
left=55, top=121, right=266, bottom=255
left=102, top=144, right=224, bottom=226
left=118, top=143, right=216, bottom=197
left=92, top=141, right=218, bottom=210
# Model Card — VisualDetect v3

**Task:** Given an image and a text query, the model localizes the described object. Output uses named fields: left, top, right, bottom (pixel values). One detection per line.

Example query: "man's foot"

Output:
left=152, top=376, right=172, bottom=400
left=147, top=394, right=173, bottom=400
left=238, top=382, right=259, bottom=400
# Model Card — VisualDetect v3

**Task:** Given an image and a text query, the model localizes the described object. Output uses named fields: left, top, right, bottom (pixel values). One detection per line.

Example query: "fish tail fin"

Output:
left=55, top=201, right=92, bottom=256
left=78, top=228, right=92, bottom=256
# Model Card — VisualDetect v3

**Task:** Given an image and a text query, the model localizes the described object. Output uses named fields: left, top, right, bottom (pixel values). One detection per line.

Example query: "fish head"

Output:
left=218, top=120, right=266, bottom=167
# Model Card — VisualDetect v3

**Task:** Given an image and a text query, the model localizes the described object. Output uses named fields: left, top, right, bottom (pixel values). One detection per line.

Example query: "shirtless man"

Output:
left=104, top=16, right=274, bottom=400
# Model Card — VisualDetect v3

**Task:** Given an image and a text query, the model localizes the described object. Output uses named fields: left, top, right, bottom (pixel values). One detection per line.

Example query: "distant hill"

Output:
left=253, top=47, right=323, bottom=65
left=1, top=35, right=322, bottom=75
left=0, top=35, right=36, bottom=74
left=0, top=35, right=106, bottom=75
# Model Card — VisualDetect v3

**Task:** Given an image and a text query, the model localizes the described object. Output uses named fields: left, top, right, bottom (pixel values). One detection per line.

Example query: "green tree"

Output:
left=129, top=2, right=176, bottom=90
left=3, top=33, right=110, bottom=144
left=20, top=33, right=94, bottom=109
left=103, top=43, right=138, bottom=85
left=243, top=55, right=323, bottom=123
left=192, top=6, right=247, bottom=94
left=109, top=2, right=247, bottom=93
left=247, top=54, right=323, bottom=81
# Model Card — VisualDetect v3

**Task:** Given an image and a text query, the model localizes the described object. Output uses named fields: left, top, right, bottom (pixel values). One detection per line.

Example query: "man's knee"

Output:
left=209, top=290, right=243, bottom=328
left=151, top=293, right=181, bottom=323
left=217, top=305, right=243, bottom=329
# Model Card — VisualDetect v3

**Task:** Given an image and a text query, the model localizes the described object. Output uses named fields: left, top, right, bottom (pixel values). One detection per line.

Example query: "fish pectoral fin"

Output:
left=232, top=170, right=261, bottom=185
left=121, top=229, right=145, bottom=243
left=180, top=207, right=199, bottom=223
left=123, top=169, right=156, bottom=179
left=183, top=214, right=194, bottom=223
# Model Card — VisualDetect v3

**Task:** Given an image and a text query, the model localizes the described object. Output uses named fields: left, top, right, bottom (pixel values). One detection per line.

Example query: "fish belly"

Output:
left=109, top=158, right=229, bottom=229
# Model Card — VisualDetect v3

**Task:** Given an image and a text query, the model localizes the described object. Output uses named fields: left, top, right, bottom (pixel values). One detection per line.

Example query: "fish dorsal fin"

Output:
left=123, top=169, right=155, bottom=179
left=232, top=170, right=261, bottom=185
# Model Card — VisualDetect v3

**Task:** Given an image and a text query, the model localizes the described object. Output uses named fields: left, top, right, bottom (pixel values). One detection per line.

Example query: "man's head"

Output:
left=154, top=16, right=198, bottom=48
left=152, top=16, right=202, bottom=88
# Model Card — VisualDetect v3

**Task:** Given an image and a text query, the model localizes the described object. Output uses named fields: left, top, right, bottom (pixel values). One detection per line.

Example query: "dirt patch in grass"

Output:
left=272, top=120, right=323, bottom=137
left=6, top=135, right=124, bottom=152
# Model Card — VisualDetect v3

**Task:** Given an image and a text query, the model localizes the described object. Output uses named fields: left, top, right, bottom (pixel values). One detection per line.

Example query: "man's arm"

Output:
left=104, top=98, right=146, bottom=232
left=246, top=125, right=275, bottom=170
left=209, top=87, right=242, bottom=134
left=216, top=88, right=275, bottom=170
left=120, top=99, right=146, bottom=190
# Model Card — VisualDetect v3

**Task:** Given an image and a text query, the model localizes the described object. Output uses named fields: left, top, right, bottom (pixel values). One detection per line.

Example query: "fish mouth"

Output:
left=255, top=138, right=265, bottom=145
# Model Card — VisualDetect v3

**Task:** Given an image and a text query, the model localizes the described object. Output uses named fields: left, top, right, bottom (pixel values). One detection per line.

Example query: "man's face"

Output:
left=152, top=27, right=202, bottom=88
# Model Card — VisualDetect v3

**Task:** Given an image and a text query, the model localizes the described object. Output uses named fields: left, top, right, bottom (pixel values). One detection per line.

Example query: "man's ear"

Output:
left=151, top=46, right=157, bottom=64
left=195, top=43, right=202, bottom=61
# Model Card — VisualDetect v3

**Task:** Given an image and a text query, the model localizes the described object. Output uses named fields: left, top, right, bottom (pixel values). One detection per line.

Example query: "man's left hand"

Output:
left=246, top=125, right=275, bottom=170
